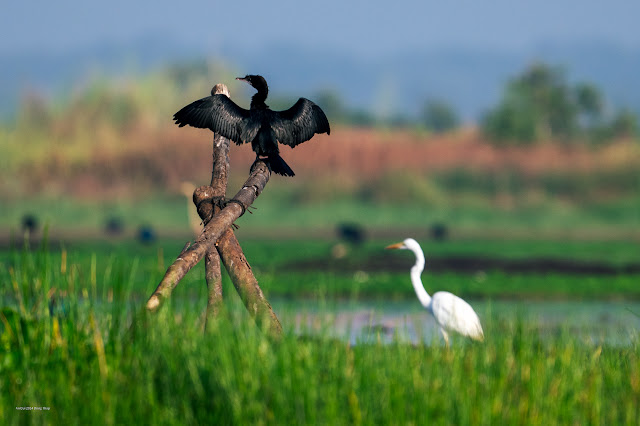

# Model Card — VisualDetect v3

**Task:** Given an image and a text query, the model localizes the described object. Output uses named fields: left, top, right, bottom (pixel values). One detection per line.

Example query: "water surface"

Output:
left=271, top=299, right=640, bottom=346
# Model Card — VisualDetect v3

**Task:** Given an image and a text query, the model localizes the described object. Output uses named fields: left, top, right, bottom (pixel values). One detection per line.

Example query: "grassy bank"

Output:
left=4, top=316, right=640, bottom=424
left=2, top=242, right=640, bottom=424
left=2, top=289, right=639, bottom=424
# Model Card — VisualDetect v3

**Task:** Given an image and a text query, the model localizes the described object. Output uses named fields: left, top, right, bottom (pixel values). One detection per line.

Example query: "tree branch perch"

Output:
left=145, top=83, right=281, bottom=337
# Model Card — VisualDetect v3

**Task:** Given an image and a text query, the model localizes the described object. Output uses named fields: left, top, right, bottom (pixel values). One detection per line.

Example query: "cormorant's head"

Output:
left=236, top=75, right=268, bottom=93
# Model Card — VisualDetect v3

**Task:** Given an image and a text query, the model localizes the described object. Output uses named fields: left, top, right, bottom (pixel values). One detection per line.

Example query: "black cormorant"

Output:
left=21, top=214, right=39, bottom=234
left=173, top=75, right=330, bottom=176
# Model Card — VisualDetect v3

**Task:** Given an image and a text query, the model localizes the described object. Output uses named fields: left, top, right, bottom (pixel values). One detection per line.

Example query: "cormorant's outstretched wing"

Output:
left=271, top=98, right=330, bottom=147
left=173, top=94, right=251, bottom=144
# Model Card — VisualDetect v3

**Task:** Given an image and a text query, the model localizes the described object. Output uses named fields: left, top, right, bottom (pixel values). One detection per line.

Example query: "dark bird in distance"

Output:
left=173, top=75, right=330, bottom=176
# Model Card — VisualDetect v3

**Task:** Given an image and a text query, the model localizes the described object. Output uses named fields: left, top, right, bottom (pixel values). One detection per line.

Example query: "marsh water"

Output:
left=270, top=299, right=640, bottom=346
left=60, top=295, right=639, bottom=346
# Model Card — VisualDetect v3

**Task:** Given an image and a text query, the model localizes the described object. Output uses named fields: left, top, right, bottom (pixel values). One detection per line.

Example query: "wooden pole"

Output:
left=201, top=83, right=232, bottom=323
left=217, top=233, right=281, bottom=336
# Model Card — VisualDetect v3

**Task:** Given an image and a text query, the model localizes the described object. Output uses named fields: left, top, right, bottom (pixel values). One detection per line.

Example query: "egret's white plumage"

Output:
left=386, top=238, right=484, bottom=345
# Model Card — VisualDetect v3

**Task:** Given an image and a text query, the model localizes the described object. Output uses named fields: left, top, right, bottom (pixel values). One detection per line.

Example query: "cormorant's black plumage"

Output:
left=173, top=75, right=330, bottom=176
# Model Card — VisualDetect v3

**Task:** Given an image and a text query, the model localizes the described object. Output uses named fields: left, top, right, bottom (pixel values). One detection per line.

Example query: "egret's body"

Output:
left=386, top=238, right=484, bottom=345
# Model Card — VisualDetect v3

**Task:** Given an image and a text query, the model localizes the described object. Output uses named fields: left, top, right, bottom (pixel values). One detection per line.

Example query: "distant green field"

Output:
left=2, top=237, right=639, bottom=304
left=2, top=192, right=639, bottom=236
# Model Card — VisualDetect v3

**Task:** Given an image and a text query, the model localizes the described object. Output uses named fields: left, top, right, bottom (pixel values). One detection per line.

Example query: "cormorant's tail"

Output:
left=268, top=154, right=295, bottom=177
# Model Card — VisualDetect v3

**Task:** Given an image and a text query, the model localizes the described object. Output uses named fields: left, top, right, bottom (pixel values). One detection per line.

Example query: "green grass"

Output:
left=239, top=237, right=640, bottom=267
left=2, top=237, right=639, bottom=303
left=4, top=310, right=640, bottom=424
left=1, top=245, right=639, bottom=424
left=259, top=270, right=640, bottom=301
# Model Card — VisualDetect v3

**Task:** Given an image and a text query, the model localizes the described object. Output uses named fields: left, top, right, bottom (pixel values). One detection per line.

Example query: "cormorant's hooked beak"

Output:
left=385, top=242, right=405, bottom=250
left=236, top=76, right=248, bottom=82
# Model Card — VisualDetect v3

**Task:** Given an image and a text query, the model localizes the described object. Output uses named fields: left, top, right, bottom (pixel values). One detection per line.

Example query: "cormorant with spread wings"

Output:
left=173, top=75, right=330, bottom=176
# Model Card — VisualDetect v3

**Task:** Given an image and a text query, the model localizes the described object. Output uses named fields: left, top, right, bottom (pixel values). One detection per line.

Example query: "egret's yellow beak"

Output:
left=385, top=242, right=404, bottom=250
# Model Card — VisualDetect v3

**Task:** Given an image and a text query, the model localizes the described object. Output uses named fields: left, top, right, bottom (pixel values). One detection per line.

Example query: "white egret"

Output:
left=386, top=238, right=484, bottom=345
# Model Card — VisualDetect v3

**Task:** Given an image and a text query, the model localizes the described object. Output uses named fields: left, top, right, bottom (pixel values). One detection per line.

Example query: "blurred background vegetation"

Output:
left=0, top=59, right=638, bottom=240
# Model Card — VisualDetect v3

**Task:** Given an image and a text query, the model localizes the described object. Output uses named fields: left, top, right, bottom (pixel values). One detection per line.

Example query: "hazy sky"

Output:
left=3, top=0, right=640, bottom=55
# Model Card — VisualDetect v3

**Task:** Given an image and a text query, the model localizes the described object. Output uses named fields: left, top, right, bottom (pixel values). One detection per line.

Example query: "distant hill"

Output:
left=1, top=36, right=639, bottom=122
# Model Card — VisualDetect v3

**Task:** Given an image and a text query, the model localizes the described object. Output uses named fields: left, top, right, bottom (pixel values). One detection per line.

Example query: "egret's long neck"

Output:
left=409, top=247, right=432, bottom=308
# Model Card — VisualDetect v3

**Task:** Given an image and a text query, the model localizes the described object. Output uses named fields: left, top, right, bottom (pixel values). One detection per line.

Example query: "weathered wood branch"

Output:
left=202, top=83, right=232, bottom=321
left=217, top=233, right=282, bottom=336
left=145, top=82, right=281, bottom=337
left=204, top=249, right=223, bottom=316
left=146, top=161, right=270, bottom=311
left=190, top=186, right=226, bottom=323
